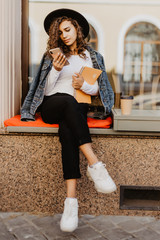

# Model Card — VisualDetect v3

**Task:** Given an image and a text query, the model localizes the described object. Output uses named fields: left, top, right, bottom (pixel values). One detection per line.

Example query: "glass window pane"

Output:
left=126, top=22, right=160, bottom=41
left=142, top=44, right=160, bottom=82
left=89, top=24, right=97, bottom=39
left=124, top=43, right=141, bottom=82
left=123, top=22, right=160, bottom=110
left=87, top=24, right=98, bottom=51
left=143, top=43, right=160, bottom=63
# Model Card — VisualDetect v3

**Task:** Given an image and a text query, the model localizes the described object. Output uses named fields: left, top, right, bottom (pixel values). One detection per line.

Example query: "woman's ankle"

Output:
left=88, top=160, right=99, bottom=166
left=89, top=161, right=99, bottom=168
left=66, top=179, right=77, bottom=198
left=66, top=195, right=76, bottom=199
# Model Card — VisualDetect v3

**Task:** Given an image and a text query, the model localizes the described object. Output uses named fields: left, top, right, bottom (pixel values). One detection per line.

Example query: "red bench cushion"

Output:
left=4, top=114, right=112, bottom=129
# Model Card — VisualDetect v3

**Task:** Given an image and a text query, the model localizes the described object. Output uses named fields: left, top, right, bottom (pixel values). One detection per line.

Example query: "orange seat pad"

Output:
left=4, top=113, right=112, bottom=129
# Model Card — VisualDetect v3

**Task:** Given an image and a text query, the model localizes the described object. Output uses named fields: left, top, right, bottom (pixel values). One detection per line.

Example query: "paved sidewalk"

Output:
left=0, top=212, right=160, bottom=240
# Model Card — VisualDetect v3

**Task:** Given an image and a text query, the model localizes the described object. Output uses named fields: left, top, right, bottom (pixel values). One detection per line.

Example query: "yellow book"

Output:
left=75, top=66, right=102, bottom=103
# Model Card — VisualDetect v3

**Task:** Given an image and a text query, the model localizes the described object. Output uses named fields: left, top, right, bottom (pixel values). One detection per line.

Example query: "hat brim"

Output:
left=44, top=8, right=89, bottom=38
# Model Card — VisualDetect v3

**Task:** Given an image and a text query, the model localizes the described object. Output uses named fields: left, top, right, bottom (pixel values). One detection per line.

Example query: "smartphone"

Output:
left=49, top=48, right=69, bottom=66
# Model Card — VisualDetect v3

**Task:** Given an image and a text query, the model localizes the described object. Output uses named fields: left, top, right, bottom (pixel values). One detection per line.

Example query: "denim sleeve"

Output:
left=21, top=54, right=45, bottom=121
left=98, top=54, right=114, bottom=114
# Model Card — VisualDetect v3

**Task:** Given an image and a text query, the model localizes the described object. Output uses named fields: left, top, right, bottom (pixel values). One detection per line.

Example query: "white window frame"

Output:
left=117, top=15, right=160, bottom=74
left=113, top=15, right=160, bottom=133
left=84, top=13, right=105, bottom=56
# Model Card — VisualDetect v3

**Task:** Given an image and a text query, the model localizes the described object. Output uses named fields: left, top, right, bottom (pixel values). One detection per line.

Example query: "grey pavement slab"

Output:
left=54, top=237, right=78, bottom=240
left=146, top=219, right=160, bottom=233
left=74, top=225, right=102, bottom=240
left=102, top=226, right=134, bottom=240
left=117, top=219, right=146, bottom=233
left=106, top=215, right=155, bottom=225
left=81, top=215, right=116, bottom=232
left=4, top=215, right=30, bottom=231
left=11, top=225, right=47, bottom=240
left=0, top=213, right=160, bottom=240
left=133, top=228, right=160, bottom=240
left=0, top=221, right=16, bottom=240
left=0, top=212, right=22, bottom=219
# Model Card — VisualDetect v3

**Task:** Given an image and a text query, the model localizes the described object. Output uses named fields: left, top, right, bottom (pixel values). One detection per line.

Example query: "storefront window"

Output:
left=123, top=22, right=160, bottom=109
left=87, top=24, right=98, bottom=51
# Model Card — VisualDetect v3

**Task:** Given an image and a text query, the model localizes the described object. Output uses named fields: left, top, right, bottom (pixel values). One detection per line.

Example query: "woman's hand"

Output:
left=72, top=73, right=84, bottom=89
left=52, top=53, right=67, bottom=71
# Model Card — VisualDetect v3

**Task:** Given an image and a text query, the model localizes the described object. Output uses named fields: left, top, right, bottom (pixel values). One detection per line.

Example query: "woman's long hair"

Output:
left=46, top=16, right=88, bottom=59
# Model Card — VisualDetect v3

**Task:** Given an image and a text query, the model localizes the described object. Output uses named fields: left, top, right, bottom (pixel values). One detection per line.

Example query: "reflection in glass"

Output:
left=124, top=43, right=141, bottom=82
left=123, top=22, right=160, bottom=109
left=126, top=22, right=160, bottom=41
left=143, top=44, right=160, bottom=62
left=87, top=24, right=98, bottom=51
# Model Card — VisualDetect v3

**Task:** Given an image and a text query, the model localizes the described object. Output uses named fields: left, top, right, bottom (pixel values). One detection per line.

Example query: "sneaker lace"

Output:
left=96, top=163, right=109, bottom=181
left=64, top=202, right=78, bottom=217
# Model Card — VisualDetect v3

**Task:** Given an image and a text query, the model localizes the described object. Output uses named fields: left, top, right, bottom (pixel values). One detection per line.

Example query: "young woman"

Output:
left=21, top=8, right=116, bottom=232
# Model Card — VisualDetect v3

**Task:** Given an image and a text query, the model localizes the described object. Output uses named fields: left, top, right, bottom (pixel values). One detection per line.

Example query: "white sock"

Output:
left=66, top=197, right=76, bottom=200
left=89, top=162, right=99, bottom=168
left=66, top=197, right=77, bottom=204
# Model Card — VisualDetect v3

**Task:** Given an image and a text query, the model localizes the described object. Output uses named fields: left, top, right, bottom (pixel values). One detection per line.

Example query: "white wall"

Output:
left=0, top=0, right=21, bottom=127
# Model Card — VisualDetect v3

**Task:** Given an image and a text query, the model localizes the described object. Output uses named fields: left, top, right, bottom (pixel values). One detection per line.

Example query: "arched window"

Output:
left=87, top=24, right=98, bottom=51
left=123, top=22, right=160, bottom=97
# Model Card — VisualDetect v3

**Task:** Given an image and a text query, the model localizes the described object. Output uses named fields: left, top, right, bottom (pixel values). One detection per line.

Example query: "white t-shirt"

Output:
left=44, top=50, right=99, bottom=96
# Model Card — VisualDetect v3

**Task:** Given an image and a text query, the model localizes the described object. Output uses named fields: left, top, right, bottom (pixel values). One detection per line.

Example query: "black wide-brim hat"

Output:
left=44, top=8, right=89, bottom=38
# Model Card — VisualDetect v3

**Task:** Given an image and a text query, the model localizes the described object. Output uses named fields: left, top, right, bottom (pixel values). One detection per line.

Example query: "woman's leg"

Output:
left=42, top=93, right=92, bottom=185
left=42, top=93, right=90, bottom=179
left=41, top=94, right=91, bottom=147
left=59, top=123, right=78, bottom=232
left=59, top=120, right=81, bottom=180
left=41, top=93, right=116, bottom=231
left=41, top=95, right=88, bottom=232
left=42, top=94, right=116, bottom=193
left=79, top=142, right=98, bottom=166
left=66, top=179, right=77, bottom=198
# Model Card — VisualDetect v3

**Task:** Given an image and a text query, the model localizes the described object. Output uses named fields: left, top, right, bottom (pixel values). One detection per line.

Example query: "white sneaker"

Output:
left=60, top=198, right=78, bottom=232
left=87, top=162, right=117, bottom=194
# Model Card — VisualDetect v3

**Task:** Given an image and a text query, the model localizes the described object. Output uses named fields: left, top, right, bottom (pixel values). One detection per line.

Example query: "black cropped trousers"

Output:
left=41, top=93, right=92, bottom=180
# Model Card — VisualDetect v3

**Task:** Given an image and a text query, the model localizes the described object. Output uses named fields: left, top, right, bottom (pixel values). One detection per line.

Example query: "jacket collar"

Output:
left=43, top=54, right=52, bottom=69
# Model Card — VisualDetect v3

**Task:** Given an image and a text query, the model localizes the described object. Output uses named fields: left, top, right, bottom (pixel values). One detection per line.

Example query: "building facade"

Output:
left=1, top=0, right=160, bottom=125
left=1, top=0, right=160, bottom=216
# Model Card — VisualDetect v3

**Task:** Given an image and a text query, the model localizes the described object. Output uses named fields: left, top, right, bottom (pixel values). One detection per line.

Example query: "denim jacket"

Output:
left=21, top=46, right=114, bottom=121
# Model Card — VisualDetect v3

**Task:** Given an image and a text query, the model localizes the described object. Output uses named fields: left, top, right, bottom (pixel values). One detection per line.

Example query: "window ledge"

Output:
left=112, top=108, right=160, bottom=132
left=2, top=109, right=160, bottom=136
left=3, top=126, right=160, bottom=137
